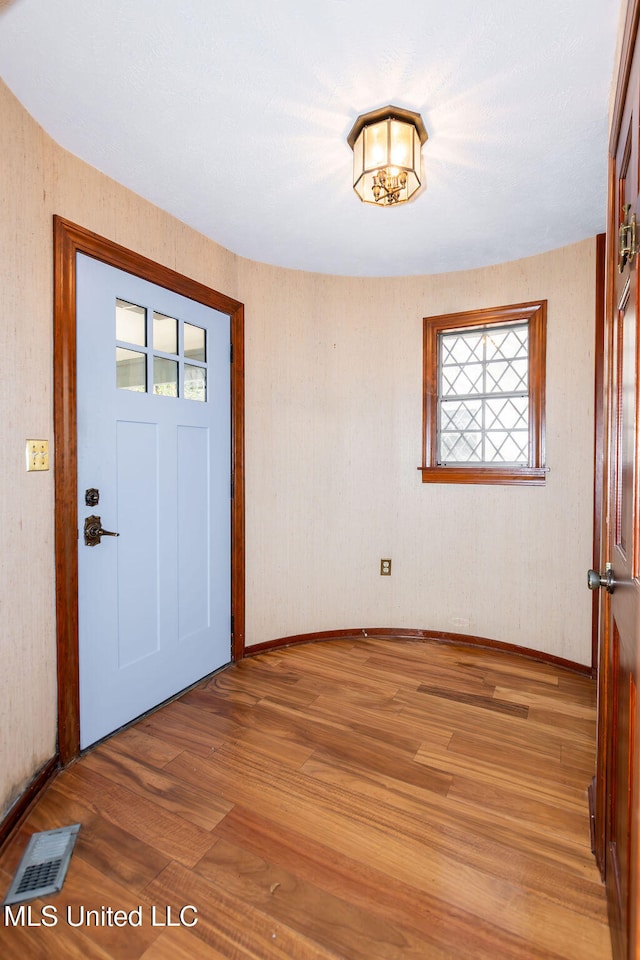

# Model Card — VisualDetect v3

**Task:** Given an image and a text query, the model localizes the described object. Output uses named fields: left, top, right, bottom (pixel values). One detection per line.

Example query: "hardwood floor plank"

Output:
left=139, top=928, right=231, bottom=959
left=557, top=673, right=598, bottom=697
left=0, top=638, right=611, bottom=960
left=526, top=706, right=597, bottom=742
left=446, top=775, right=590, bottom=845
left=364, top=654, right=500, bottom=696
left=200, top=658, right=321, bottom=707
left=247, top=698, right=452, bottom=796
left=100, top=725, right=185, bottom=768
left=300, top=753, right=607, bottom=918
left=259, top=644, right=403, bottom=701
left=398, top=688, right=564, bottom=757
left=453, top=649, right=569, bottom=683
left=196, top=835, right=456, bottom=960
left=210, top=805, right=578, bottom=960
left=25, top=781, right=171, bottom=890
left=492, top=685, right=596, bottom=720
left=84, top=743, right=234, bottom=831
left=168, top=693, right=317, bottom=769
left=136, top=700, right=225, bottom=757
left=415, top=739, right=591, bottom=811
left=0, top=854, right=161, bottom=959
left=144, top=861, right=345, bottom=959
left=296, top=690, right=452, bottom=750
left=0, top=924, right=116, bottom=960
left=165, top=745, right=609, bottom=956
left=416, top=684, right=530, bottom=717
left=53, top=765, right=217, bottom=867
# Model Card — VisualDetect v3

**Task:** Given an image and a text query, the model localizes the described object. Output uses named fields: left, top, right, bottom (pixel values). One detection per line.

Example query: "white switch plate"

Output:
left=26, top=439, right=49, bottom=472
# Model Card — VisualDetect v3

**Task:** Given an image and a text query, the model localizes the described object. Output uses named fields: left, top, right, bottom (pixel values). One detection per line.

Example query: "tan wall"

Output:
left=241, top=245, right=596, bottom=656
left=0, top=75, right=597, bottom=822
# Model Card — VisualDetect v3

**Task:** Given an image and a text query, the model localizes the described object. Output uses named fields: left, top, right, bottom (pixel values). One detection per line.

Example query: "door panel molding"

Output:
left=591, top=233, right=606, bottom=677
left=53, top=216, right=245, bottom=765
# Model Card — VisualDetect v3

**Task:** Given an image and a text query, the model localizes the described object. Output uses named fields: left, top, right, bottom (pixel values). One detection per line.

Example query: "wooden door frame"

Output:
left=53, top=216, right=245, bottom=766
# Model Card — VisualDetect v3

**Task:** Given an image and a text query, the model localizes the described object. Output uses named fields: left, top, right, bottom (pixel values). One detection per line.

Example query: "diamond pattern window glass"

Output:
left=439, top=322, right=529, bottom=466
left=421, top=301, right=547, bottom=486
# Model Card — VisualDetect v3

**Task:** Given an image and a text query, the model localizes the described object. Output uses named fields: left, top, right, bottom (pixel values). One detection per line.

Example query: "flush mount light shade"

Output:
left=347, top=105, right=428, bottom=206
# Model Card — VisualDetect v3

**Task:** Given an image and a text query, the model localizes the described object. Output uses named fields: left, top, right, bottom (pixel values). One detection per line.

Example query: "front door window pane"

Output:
left=184, top=364, right=206, bottom=402
left=116, top=347, right=146, bottom=392
left=184, top=323, right=206, bottom=362
left=116, top=300, right=146, bottom=346
left=153, top=357, right=178, bottom=397
left=153, top=312, right=178, bottom=355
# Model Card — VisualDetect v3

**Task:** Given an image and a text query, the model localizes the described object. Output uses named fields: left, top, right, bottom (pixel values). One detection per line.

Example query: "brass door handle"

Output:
left=84, top=515, right=120, bottom=547
left=619, top=203, right=637, bottom=272
left=587, top=564, right=615, bottom=594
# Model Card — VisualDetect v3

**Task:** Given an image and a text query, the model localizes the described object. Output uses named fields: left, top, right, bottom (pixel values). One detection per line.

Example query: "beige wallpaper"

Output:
left=0, top=75, right=597, bottom=822
left=240, top=245, right=596, bottom=657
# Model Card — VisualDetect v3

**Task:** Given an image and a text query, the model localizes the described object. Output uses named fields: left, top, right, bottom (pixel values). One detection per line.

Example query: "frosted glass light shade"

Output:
left=347, top=105, right=427, bottom=206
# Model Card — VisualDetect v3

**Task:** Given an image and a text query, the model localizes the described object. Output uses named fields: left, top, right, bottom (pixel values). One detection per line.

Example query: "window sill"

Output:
left=418, top=466, right=547, bottom=486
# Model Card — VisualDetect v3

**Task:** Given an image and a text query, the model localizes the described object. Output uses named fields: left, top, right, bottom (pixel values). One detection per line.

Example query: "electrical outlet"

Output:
left=380, top=558, right=392, bottom=576
left=26, top=439, right=49, bottom=472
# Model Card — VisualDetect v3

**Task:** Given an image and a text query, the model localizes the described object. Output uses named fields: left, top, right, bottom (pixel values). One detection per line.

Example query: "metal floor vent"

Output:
left=3, top=824, right=80, bottom=906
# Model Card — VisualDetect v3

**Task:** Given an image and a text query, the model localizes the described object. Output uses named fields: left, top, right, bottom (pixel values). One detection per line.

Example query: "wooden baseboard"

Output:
left=0, top=756, right=59, bottom=854
left=245, top=627, right=593, bottom=676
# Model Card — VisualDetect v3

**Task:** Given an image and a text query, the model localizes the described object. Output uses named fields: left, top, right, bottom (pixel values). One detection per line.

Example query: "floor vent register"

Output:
left=2, top=824, right=80, bottom=906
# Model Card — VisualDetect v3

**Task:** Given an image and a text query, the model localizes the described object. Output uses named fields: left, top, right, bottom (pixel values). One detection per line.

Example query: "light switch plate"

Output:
left=26, top=439, right=49, bottom=472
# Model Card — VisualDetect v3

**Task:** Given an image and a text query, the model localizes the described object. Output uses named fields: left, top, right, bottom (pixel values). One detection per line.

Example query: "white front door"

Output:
left=76, top=253, right=231, bottom=748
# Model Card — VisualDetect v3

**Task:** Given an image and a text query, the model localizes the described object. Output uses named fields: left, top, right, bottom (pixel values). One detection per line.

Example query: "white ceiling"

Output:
left=0, top=0, right=621, bottom=277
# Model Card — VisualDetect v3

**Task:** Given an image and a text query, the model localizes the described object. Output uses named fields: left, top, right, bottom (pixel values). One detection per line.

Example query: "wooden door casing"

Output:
left=53, top=217, right=246, bottom=764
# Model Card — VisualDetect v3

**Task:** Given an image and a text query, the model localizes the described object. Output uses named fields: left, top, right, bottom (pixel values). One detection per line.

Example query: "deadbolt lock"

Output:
left=85, top=488, right=99, bottom=507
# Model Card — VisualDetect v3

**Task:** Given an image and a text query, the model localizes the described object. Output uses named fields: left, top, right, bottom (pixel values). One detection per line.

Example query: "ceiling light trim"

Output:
left=346, top=104, right=428, bottom=149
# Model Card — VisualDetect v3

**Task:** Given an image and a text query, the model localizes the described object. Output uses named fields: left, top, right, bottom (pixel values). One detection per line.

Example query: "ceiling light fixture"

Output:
left=347, top=105, right=428, bottom=206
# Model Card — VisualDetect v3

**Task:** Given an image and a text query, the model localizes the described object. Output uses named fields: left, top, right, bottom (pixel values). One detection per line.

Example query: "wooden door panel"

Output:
left=597, top=19, right=640, bottom=958
left=76, top=254, right=232, bottom=749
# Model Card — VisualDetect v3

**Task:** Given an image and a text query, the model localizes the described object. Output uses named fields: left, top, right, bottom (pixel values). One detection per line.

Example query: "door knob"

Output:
left=587, top=564, right=615, bottom=594
left=84, top=515, right=120, bottom=547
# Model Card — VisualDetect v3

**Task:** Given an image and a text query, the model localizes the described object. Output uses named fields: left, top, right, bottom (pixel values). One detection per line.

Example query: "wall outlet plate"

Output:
left=26, top=439, right=49, bottom=472
left=380, top=558, right=392, bottom=576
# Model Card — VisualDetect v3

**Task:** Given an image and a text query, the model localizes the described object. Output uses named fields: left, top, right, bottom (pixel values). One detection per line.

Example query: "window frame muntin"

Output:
left=421, top=300, right=547, bottom=486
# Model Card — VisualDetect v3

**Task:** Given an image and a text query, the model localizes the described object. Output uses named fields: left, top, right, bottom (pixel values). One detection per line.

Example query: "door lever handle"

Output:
left=84, top=514, right=120, bottom=547
left=587, top=563, right=615, bottom=594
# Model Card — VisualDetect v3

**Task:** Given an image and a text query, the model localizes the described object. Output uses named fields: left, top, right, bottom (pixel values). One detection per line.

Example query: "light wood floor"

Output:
left=0, top=637, right=611, bottom=959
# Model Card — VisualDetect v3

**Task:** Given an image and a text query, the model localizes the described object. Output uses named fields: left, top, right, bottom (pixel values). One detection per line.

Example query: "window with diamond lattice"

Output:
left=421, top=301, right=547, bottom=485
